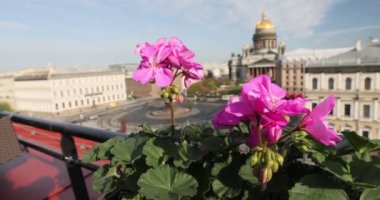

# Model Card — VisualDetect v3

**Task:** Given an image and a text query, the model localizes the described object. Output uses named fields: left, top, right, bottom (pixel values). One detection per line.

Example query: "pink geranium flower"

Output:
left=212, top=96, right=247, bottom=129
left=133, top=38, right=173, bottom=87
left=133, top=37, right=203, bottom=88
left=261, top=112, right=288, bottom=143
left=299, top=94, right=342, bottom=146
left=167, top=37, right=195, bottom=68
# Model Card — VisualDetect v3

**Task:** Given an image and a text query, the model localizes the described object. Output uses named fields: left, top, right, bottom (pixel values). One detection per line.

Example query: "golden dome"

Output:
left=256, top=12, right=274, bottom=30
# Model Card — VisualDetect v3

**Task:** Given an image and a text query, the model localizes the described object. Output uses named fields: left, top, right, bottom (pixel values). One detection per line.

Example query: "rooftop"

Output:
left=307, top=39, right=380, bottom=67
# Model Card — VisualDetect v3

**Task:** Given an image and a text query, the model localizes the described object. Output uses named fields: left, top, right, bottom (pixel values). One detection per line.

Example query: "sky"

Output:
left=0, top=0, right=379, bottom=71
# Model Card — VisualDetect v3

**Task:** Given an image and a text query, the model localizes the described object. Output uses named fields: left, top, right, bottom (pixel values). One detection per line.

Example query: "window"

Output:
left=61, top=91, right=64, bottom=97
left=87, top=99, right=90, bottom=105
left=68, top=101, right=72, bottom=108
left=75, top=100, right=78, bottom=106
left=329, top=108, right=334, bottom=116
left=362, top=131, right=370, bottom=138
left=312, top=103, right=317, bottom=109
left=328, top=78, right=334, bottom=90
left=312, top=78, right=318, bottom=89
left=363, top=105, right=370, bottom=118
left=55, top=103, right=59, bottom=110
left=62, top=102, right=65, bottom=109
left=81, top=100, right=84, bottom=105
left=345, top=78, right=352, bottom=90
left=344, top=104, right=351, bottom=117
left=365, top=77, right=371, bottom=90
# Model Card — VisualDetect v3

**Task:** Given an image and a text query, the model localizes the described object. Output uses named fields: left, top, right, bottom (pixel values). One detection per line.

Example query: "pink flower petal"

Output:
left=155, top=67, right=173, bottom=87
left=132, top=65, right=155, bottom=84
left=310, top=94, right=335, bottom=120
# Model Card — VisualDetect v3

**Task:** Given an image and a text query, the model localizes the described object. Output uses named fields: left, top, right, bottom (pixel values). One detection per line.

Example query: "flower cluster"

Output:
left=212, top=75, right=342, bottom=147
left=212, top=75, right=342, bottom=183
left=133, top=37, right=204, bottom=88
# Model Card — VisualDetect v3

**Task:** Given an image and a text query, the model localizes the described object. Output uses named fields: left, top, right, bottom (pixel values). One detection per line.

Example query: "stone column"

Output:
left=374, top=99, right=379, bottom=121
left=336, top=98, right=341, bottom=118
left=354, top=100, right=359, bottom=120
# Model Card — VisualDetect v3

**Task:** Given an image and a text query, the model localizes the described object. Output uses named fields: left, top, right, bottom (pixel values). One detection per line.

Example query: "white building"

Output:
left=304, top=39, right=380, bottom=139
left=13, top=68, right=127, bottom=115
left=0, top=73, right=16, bottom=109
left=203, top=63, right=229, bottom=78
left=280, top=47, right=352, bottom=93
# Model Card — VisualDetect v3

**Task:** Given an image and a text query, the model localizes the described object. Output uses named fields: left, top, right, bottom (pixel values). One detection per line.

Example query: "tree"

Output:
left=0, top=102, right=12, bottom=112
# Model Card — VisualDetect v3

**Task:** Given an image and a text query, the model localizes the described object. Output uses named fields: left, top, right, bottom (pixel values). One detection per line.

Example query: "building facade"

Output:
left=0, top=74, right=16, bottom=109
left=280, top=47, right=352, bottom=93
left=13, top=68, right=127, bottom=115
left=304, top=39, right=380, bottom=139
left=229, top=13, right=284, bottom=83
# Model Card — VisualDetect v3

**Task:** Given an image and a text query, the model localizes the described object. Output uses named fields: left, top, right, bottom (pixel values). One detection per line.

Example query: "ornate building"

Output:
left=280, top=47, right=352, bottom=93
left=229, top=13, right=284, bottom=83
left=304, top=39, right=380, bottom=139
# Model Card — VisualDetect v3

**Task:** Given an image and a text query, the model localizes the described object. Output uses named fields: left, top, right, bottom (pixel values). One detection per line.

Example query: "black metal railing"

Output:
left=0, top=111, right=126, bottom=200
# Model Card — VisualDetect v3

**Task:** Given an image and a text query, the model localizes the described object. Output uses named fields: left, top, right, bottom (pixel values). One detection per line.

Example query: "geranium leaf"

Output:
left=238, top=161, right=260, bottom=185
left=137, top=165, right=198, bottom=200
left=360, top=187, right=380, bottom=200
left=289, top=174, right=349, bottom=200
left=110, top=135, right=148, bottom=162
left=342, top=131, right=380, bottom=154
left=143, top=137, right=178, bottom=167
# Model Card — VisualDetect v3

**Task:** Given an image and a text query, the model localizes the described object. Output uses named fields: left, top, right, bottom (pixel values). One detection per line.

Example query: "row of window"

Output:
left=52, top=76, right=123, bottom=85
left=311, top=103, right=372, bottom=118
left=312, top=77, right=372, bottom=90
left=55, top=94, right=124, bottom=110
left=54, top=84, right=124, bottom=97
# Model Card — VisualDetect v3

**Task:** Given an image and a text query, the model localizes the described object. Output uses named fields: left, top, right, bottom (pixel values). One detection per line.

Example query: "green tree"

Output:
left=0, top=102, right=12, bottom=112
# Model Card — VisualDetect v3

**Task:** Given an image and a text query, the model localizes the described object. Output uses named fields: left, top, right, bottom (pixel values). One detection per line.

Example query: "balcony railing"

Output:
left=0, top=111, right=126, bottom=200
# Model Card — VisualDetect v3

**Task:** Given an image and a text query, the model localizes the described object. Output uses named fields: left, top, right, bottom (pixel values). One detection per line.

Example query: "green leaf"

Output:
left=312, top=152, right=354, bottom=183
left=211, top=179, right=241, bottom=199
left=137, top=165, right=198, bottom=200
left=360, top=187, right=380, bottom=200
left=211, top=153, right=244, bottom=199
left=187, top=164, right=211, bottom=200
left=110, top=135, right=148, bottom=162
left=174, top=141, right=206, bottom=169
left=139, top=123, right=153, bottom=134
left=200, top=136, right=226, bottom=151
left=289, top=174, right=349, bottom=200
left=82, top=136, right=127, bottom=162
left=238, top=161, right=260, bottom=185
left=350, top=155, right=380, bottom=188
left=92, top=165, right=118, bottom=193
left=342, top=131, right=380, bottom=154
left=142, top=137, right=178, bottom=167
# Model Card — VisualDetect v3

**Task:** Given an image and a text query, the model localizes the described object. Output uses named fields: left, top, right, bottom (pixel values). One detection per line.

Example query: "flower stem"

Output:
left=169, top=100, right=175, bottom=135
left=278, top=128, right=300, bottom=142
left=257, top=116, right=263, bottom=147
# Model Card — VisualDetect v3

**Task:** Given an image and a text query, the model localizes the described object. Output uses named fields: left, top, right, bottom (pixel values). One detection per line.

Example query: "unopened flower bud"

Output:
left=267, top=160, right=274, bottom=168
left=276, top=154, right=284, bottom=165
left=177, top=95, right=184, bottom=104
left=265, top=150, right=271, bottom=164
left=300, top=145, right=308, bottom=152
left=260, top=167, right=272, bottom=184
left=162, top=92, right=169, bottom=98
left=250, top=153, right=259, bottom=166
left=272, top=162, right=279, bottom=172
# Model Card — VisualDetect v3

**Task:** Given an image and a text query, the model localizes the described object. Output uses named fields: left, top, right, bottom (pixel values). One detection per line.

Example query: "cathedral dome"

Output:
left=255, top=13, right=274, bottom=31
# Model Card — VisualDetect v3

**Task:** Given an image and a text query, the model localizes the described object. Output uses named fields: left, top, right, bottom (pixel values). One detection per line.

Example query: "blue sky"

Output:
left=0, top=0, right=379, bottom=71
